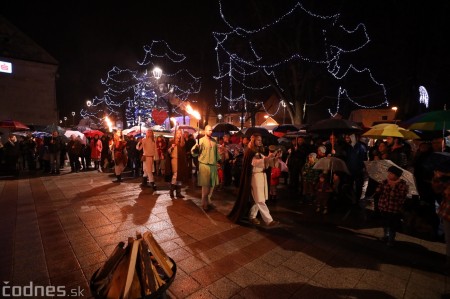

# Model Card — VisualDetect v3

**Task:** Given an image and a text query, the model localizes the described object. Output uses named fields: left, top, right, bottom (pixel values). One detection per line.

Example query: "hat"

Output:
left=308, top=152, right=317, bottom=159
left=387, top=165, right=403, bottom=177
left=318, top=146, right=326, bottom=154
left=268, top=145, right=279, bottom=152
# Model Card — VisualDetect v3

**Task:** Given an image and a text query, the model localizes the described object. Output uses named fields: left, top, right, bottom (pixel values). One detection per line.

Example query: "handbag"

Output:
left=141, top=155, right=146, bottom=162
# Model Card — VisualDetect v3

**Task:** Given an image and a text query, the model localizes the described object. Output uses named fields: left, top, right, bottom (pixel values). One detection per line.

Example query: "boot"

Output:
left=113, top=175, right=122, bottom=183
left=176, top=186, right=185, bottom=198
left=141, top=177, right=147, bottom=187
left=169, top=184, right=175, bottom=198
left=150, top=182, right=157, bottom=190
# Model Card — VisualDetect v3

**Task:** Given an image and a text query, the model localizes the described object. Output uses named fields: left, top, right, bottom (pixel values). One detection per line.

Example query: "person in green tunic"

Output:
left=192, top=125, right=221, bottom=211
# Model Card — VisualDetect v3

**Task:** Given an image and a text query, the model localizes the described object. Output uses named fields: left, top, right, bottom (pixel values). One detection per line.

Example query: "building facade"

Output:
left=0, top=16, right=59, bottom=127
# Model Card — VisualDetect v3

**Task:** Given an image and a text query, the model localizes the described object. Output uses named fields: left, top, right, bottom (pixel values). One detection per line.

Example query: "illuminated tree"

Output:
left=214, top=0, right=389, bottom=124
left=80, top=40, right=201, bottom=129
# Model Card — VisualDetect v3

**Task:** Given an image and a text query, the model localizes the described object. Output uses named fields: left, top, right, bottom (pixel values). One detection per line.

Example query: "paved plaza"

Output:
left=1, top=168, right=449, bottom=298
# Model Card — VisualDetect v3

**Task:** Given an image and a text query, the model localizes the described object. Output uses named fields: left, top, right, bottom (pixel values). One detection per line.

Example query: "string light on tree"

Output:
left=213, top=0, right=389, bottom=123
left=80, top=40, right=201, bottom=129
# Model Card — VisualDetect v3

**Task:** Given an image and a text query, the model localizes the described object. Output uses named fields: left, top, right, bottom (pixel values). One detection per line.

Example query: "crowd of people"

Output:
left=1, top=126, right=450, bottom=254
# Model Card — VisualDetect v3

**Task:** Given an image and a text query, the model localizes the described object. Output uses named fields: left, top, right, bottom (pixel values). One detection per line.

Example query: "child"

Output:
left=302, top=153, right=321, bottom=203
left=217, top=162, right=224, bottom=191
left=270, top=158, right=282, bottom=201
left=375, top=165, right=409, bottom=247
left=316, top=173, right=333, bottom=214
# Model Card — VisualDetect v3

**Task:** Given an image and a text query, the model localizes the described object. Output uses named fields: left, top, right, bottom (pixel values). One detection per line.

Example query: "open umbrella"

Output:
left=273, top=124, right=301, bottom=133
left=364, top=160, right=418, bottom=197
left=212, top=123, right=239, bottom=133
left=32, top=131, right=52, bottom=138
left=243, top=126, right=278, bottom=145
left=313, top=157, right=350, bottom=174
left=308, top=118, right=362, bottom=135
left=43, top=124, right=65, bottom=135
left=212, top=123, right=240, bottom=138
left=362, top=123, right=420, bottom=140
left=422, top=152, right=450, bottom=174
left=403, top=110, right=450, bottom=131
left=284, top=130, right=310, bottom=138
left=0, top=120, right=29, bottom=130
left=83, top=129, right=104, bottom=138
left=243, top=126, right=271, bottom=137
left=64, top=130, right=85, bottom=140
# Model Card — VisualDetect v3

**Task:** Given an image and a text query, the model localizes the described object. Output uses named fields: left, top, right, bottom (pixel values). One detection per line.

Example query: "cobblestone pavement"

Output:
left=0, top=168, right=449, bottom=298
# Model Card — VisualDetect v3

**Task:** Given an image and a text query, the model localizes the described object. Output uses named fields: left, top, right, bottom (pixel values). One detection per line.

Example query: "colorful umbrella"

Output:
left=403, top=110, right=450, bottom=131
left=362, top=123, right=420, bottom=140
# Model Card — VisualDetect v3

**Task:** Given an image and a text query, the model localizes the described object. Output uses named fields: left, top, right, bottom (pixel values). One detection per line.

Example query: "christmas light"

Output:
left=80, top=41, right=201, bottom=129
left=214, top=0, right=389, bottom=121
left=419, top=86, right=429, bottom=108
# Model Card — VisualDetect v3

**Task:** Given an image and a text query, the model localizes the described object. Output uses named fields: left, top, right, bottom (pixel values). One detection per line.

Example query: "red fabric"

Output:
left=218, top=167, right=224, bottom=183
left=90, top=139, right=102, bottom=159
left=270, top=167, right=281, bottom=186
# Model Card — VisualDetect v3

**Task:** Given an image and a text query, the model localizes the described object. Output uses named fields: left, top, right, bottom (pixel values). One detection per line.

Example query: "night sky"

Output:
left=2, top=1, right=450, bottom=122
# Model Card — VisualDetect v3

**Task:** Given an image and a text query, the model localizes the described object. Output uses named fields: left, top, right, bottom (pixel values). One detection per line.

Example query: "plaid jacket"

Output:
left=376, top=179, right=408, bottom=213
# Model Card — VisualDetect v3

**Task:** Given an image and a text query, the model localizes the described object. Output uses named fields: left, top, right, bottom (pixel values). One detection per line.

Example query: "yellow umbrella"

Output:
left=362, top=123, right=420, bottom=140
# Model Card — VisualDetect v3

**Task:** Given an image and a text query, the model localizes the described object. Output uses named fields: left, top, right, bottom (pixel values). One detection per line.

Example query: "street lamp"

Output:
left=151, top=67, right=176, bottom=128
left=391, top=106, right=398, bottom=123
left=152, top=67, right=162, bottom=80
left=281, top=100, right=286, bottom=124
left=63, top=117, right=67, bottom=128
left=71, top=111, right=75, bottom=126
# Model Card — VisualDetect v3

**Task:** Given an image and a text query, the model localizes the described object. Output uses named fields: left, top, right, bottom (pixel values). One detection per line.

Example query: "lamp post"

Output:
left=152, top=67, right=162, bottom=80
left=152, top=66, right=176, bottom=128
left=71, top=111, right=76, bottom=126
left=391, top=106, right=398, bottom=123
left=63, top=117, right=67, bottom=128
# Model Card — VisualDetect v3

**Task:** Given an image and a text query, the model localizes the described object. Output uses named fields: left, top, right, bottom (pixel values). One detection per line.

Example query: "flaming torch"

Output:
left=184, top=103, right=201, bottom=143
left=105, top=116, right=113, bottom=132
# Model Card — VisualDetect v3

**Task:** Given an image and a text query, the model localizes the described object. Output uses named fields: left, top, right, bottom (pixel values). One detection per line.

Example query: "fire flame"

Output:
left=185, top=104, right=201, bottom=120
left=105, top=116, right=113, bottom=132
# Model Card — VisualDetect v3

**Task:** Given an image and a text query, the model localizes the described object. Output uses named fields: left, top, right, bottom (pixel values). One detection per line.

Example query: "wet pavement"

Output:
left=0, top=167, right=449, bottom=298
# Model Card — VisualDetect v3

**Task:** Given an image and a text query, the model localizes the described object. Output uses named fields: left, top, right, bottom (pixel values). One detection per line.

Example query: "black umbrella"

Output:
left=272, top=124, right=302, bottom=133
left=212, top=123, right=240, bottom=133
left=284, top=130, right=310, bottom=138
left=308, top=119, right=362, bottom=135
left=243, top=127, right=278, bottom=145
left=243, top=126, right=271, bottom=137
left=423, top=152, right=450, bottom=173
